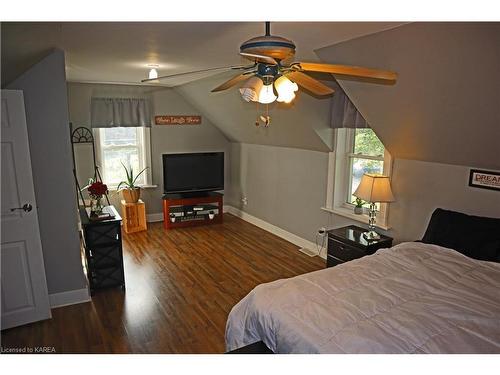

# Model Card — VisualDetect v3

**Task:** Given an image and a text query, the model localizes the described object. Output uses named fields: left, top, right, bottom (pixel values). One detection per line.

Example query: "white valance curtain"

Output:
left=330, top=84, right=369, bottom=129
left=91, top=98, right=151, bottom=128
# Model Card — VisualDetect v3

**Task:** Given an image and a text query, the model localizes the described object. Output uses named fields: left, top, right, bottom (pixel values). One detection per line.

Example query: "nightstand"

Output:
left=326, top=225, right=393, bottom=268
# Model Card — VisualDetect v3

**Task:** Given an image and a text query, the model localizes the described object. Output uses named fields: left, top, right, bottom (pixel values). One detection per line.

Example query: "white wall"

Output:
left=67, top=83, right=231, bottom=216
left=230, top=143, right=500, bottom=245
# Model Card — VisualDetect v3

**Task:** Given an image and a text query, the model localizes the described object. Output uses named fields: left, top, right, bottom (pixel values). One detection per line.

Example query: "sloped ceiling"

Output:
left=175, top=71, right=334, bottom=152
left=1, top=22, right=62, bottom=85
left=1, top=21, right=405, bottom=152
left=2, top=22, right=403, bottom=86
left=316, top=22, right=500, bottom=170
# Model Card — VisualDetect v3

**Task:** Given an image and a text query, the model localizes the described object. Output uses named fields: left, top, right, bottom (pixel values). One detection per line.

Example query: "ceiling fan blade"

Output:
left=141, top=65, right=251, bottom=83
left=239, top=52, right=278, bottom=65
left=211, top=73, right=256, bottom=92
left=296, top=62, right=397, bottom=82
left=286, top=71, right=334, bottom=96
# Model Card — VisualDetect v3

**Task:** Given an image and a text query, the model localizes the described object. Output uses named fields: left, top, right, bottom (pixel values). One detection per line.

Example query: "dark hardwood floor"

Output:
left=1, top=214, right=324, bottom=353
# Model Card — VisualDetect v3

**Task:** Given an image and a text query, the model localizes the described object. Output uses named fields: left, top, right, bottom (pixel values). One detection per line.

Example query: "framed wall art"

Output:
left=155, top=115, right=201, bottom=125
left=468, top=169, right=500, bottom=191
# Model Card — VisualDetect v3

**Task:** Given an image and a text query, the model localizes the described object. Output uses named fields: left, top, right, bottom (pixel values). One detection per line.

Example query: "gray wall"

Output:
left=176, top=71, right=334, bottom=152
left=316, top=22, right=500, bottom=170
left=230, top=143, right=500, bottom=245
left=228, top=143, right=351, bottom=242
left=67, top=83, right=231, bottom=215
left=7, top=50, right=87, bottom=294
left=389, top=158, right=500, bottom=241
left=1, top=22, right=63, bottom=87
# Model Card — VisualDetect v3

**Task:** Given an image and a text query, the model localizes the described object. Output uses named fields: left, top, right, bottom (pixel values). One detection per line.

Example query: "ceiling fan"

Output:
left=141, top=22, right=397, bottom=105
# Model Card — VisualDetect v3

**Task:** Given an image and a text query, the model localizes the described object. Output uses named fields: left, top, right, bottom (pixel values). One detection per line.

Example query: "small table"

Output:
left=121, top=199, right=147, bottom=234
left=326, top=225, right=393, bottom=268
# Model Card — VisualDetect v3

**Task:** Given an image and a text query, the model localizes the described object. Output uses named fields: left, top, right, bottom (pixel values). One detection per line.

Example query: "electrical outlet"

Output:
left=318, top=227, right=326, bottom=236
left=241, top=197, right=248, bottom=206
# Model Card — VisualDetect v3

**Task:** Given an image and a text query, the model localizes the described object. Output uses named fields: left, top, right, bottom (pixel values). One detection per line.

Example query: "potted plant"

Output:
left=117, top=162, right=148, bottom=203
left=352, top=197, right=365, bottom=215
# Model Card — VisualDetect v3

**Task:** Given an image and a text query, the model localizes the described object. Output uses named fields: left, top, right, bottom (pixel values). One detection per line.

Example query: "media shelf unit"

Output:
left=162, top=192, right=223, bottom=229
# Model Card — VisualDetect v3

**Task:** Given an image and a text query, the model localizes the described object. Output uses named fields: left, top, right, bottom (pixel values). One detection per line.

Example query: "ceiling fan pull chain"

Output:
left=255, top=101, right=260, bottom=127
left=264, top=104, right=270, bottom=127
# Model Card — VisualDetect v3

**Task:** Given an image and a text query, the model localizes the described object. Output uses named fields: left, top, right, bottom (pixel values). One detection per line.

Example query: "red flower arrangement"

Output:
left=88, top=181, right=108, bottom=199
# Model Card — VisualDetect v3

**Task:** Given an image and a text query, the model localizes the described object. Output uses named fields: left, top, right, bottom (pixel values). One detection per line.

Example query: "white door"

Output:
left=1, top=90, right=51, bottom=330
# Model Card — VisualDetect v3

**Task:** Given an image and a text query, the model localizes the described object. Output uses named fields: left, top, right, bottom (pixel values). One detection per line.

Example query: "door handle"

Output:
left=10, top=203, right=33, bottom=212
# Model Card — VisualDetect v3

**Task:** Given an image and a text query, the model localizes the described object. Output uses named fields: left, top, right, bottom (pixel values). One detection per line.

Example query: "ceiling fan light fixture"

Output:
left=239, top=76, right=263, bottom=102
left=276, top=91, right=296, bottom=104
left=275, top=75, right=299, bottom=103
left=258, top=82, right=277, bottom=104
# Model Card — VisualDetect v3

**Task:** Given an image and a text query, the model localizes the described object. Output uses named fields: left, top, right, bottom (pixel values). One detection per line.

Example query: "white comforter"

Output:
left=225, top=242, right=500, bottom=353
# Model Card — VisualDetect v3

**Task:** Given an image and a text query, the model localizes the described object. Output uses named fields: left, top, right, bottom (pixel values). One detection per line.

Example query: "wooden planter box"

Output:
left=121, top=199, right=147, bottom=234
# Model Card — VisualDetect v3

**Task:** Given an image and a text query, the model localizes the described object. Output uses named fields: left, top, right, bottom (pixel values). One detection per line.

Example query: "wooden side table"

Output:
left=121, top=199, right=147, bottom=234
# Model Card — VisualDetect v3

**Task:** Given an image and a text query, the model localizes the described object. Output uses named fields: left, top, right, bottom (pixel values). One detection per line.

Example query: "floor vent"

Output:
left=298, top=247, right=317, bottom=257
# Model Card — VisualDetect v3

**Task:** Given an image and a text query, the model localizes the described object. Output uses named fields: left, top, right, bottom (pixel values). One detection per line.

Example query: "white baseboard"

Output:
left=49, top=287, right=91, bottom=308
left=226, top=206, right=326, bottom=259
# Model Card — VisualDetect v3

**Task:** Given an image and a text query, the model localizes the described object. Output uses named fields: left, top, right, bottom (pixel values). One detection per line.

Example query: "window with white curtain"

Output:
left=93, top=127, right=152, bottom=189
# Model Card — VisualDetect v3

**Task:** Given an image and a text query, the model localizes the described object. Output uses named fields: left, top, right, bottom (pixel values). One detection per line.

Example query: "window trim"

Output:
left=93, top=127, right=153, bottom=190
left=323, top=128, right=393, bottom=230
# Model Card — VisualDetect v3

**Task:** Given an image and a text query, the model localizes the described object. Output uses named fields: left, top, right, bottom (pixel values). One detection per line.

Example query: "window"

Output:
left=324, top=128, right=392, bottom=229
left=347, top=129, right=385, bottom=208
left=94, top=127, right=152, bottom=189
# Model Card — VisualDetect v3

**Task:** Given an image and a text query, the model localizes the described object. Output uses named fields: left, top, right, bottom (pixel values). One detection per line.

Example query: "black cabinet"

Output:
left=326, top=225, right=393, bottom=268
left=79, top=206, right=125, bottom=294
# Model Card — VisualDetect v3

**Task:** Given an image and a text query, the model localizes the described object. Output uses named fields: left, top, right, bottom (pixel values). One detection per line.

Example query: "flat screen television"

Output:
left=163, top=152, right=224, bottom=194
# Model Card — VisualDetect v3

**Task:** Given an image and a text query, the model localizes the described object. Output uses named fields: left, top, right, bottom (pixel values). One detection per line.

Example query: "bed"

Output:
left=225, top=209, right=500, bottom=353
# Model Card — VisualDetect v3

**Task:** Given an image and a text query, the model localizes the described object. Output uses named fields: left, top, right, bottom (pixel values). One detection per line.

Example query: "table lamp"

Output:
left=353, top=173, right=395, bottom=241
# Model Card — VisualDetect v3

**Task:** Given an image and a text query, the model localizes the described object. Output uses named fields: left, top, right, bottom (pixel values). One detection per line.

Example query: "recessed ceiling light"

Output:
left=147, top=65, right=159, bottom=80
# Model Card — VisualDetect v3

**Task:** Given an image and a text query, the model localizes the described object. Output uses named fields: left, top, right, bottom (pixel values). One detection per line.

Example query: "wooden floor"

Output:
left=1, top=214, right=324, bottom=353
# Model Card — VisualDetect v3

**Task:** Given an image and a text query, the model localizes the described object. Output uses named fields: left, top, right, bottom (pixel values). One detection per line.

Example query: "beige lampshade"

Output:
left=239, top=76, right=264, bottom=102
left=353, top=173, right=395, bottom=203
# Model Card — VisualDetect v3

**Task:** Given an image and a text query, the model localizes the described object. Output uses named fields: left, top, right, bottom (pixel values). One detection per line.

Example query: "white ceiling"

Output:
left=2, top=22, right=404, bottom=86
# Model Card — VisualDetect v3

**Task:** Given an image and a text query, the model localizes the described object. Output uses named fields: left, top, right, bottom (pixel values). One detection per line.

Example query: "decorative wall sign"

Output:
left=469, top=169, right=500, bottom=191
left=155, top=115, right=201, bottom=125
